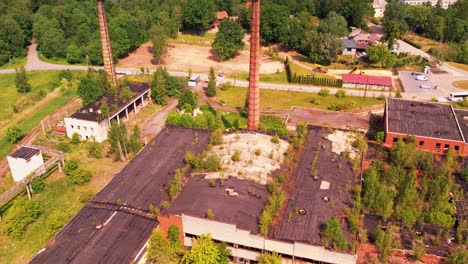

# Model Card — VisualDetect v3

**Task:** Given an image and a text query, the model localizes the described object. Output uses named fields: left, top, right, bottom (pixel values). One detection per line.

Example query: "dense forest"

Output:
left=0, top=0, right=375, bottom=66
left=0, top=0, right=466, bottom=66
left=383, top=0, right=467, bottom=63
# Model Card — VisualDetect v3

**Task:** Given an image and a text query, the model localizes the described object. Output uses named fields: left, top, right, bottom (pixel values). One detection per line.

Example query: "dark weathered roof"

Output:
left=30, top=127, right=212, bottom=264
left=270, top=126, right=358, bottom=244
left=167, top=174, right=270, bottom=234
left=454, top=109, right=468, bottom=142
left=343, top=39, right=357, bottom=49
left=386, top=98, right=464, bottom=141
left=70, top=82, right=150, bottom=122
left=9, top=146, right=40, bottom=160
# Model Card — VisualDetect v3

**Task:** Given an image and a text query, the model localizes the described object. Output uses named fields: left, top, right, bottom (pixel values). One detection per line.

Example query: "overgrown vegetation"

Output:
left=1, top=198, right=44, bottom=239
left=320, top=216, right=348, bottom=251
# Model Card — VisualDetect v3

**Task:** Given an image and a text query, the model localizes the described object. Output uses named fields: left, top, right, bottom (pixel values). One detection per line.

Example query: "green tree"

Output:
left=151, top=26, right=168, bottom=64
left=146, top=228, right=179, bottom=264
left=448, top=248, right=468, bottom=264
left=129, top=125, right=142, bottom=154
left=182, top=0, right=216, bottom=33
left=181, top=234, right=230, bottom=264
left=395, top=171, right=421, bottom=227
left=151, top=67, right=168, bottom=105
left=366, top=44, right=396, bottom=68
left=373, top=225, right=397, bottom=263
left=318, top=11, right=348, bottom=37
left=206, top=67, right=217, bottom=97
left=0, top=16, right=26, bottom=60
left=6, top=125, right=24, bottom=144
left=178, top=89, right=198, bottom=111
left=15, top=66, right=31, bottom=93
left=258, top=252, right=282, bottom=264
left=69, top=168, right=92, bottom=185
left=260, top=4, right=290, bottom=44
left=167, top=170, right=182, bottom=200
left=168, top=225, right=180, bottom=245
left=77, top=71, right=106, bottom=105
left=340, top=0, right=374, bottom=28
left=66, top=44, right=82, bottom=64
left=320, top=216, right=348, bottom=250
left=212, top=19, right=245, bottom=61
left=108, top=121, right=129, bottom=160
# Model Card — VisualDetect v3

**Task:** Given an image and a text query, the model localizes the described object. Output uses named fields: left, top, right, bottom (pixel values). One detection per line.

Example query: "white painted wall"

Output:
left=64, top=117, right=109, bottom=143
left=7, top=151, right=44, bottom=182
left=181, top=215, right=356, bottom=264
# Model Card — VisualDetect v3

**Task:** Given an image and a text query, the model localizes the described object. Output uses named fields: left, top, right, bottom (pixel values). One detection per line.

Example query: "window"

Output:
left=393, top=138, right=398, bottom=142
left=455, top=145, right=460, bottom=151
left=444, top=144, right=449, bottom=150
left=90, top=127, right=94, bottom=132
left=436, top=143, right=441, bottom=149
left=71, top=125, right=74, bottom=129
left=419, top=141, right=424, bottom=146
left=84, top=127, right=87, bottom=131
left=77, top=125, right=80, bottom=130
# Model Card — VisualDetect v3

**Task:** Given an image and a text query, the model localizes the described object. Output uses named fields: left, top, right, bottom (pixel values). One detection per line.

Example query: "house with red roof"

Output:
left=342, top=74, right=393, bottom=90
left=213, top=11, right=229, bottom=28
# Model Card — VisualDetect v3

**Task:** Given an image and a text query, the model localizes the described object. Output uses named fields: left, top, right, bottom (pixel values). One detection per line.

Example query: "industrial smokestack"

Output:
left=97, top=0, right=118, bottom=88
left=248, top=0, right=260, bottom=130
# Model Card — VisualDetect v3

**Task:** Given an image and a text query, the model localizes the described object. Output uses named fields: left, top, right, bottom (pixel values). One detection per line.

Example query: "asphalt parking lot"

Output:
left=399, top=71, right=436, bottom=93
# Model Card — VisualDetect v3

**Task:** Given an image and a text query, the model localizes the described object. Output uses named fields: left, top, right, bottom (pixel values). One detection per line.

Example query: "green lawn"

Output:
left=216, top=86, right=384, bottom=110
left=0, top=57, right=26, bottom=70
left=169, top=33, right=216, bottom=46
left=0, top=141, right=125, bottom=264
left=38, top=56, right=88, bottom=66
left=449, top=62, right=468, bottom=72
left=228, top=62, right=317, bottom=84
left=0, top=71, right=80, bottom=160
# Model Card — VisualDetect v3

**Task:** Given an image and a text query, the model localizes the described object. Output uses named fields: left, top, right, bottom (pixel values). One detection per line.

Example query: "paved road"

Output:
left=140, top=99, right=178, bottom=141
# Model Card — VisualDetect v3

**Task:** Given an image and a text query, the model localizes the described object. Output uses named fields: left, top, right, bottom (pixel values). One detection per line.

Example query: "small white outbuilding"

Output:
left=7, top=146, right=45, bottom=182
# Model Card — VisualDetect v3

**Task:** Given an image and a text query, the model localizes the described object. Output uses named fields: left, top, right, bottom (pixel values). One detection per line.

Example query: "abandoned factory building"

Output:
left=64, top=83, right=150, bottom=142
left=385, top=97, right=468, bottom=155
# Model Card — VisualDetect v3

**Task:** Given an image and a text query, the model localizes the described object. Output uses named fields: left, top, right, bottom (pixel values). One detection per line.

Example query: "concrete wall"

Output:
left=343, top=83, right=391, bottom=90
left=181, top=214, right=356, bottom=264
left=7, top=151, right=44, bottom=182
left=64, top=118, right=109, bottom=143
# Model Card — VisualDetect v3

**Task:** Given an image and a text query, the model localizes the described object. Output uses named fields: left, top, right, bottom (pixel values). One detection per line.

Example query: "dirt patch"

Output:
left=289, top=107, right=371, bottom=130
left=204, top=133, right=289, bottom=185
left=326, top=130, right=358, bottom=159
left=118, top=42, right=284, bottom=74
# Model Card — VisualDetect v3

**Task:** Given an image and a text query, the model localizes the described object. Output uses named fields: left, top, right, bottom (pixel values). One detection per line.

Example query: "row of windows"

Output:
left=70, top=125, right=94, bottom=132
left=392, top=138, right=461, bottom=151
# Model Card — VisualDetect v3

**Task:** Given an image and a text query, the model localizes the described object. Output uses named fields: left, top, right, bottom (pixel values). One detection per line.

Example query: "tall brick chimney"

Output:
left=97, top=0, right=118, bottom=88
left=248, top=0, right=260, bottom=130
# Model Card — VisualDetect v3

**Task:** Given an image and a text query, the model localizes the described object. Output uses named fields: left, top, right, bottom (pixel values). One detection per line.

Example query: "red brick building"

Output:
left=385, top=98, right=468, bottom=155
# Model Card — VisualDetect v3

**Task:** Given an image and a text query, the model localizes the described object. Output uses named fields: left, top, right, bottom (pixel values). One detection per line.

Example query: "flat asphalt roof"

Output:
left=9, top=146, right=40, bottom=160
left=454, top=109, right=468, bottom=142
left=166, top=174, right=270, bottom=234
left=30, top=127, right=211, bottom=263
left=270, top=126, right=358, bottom=245
left=70, top=82, right=150, bottom=122
left=386, top=98, right=464, bottom=142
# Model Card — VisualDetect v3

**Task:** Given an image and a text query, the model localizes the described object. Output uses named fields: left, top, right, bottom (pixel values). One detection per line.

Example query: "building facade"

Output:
left=384, top=98, right=468, bottom=155
left=373, top=0, right=387, bottom=18
left=7, top=146, right=45, bottom=182
left=342, top=74, right=393, bottom=90
left=399, top=0, right=457, bottom=9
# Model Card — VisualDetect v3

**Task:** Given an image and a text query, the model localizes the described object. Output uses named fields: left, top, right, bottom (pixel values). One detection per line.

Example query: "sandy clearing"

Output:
left=204, top=133, right=289, bottom=185
left=118, top=42, right=284, bottom=74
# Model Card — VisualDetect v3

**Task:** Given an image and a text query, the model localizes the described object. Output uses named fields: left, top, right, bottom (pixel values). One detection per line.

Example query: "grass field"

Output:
left=404, top=33, right=442, bottom=52
left=0, top=71, right=80, bottom=159
left=169, top=33, right=216, bottom=46
left=0, top=57, right=26, bottom=70
left=453, top=81, right=468, bottom=90
left=228, top=62, right=319, bottom=84
left=216, top=86, right=384, bottom=110
left=0, top=141, right=126, bottom=264
left=449, top=62, right=468, bottom=72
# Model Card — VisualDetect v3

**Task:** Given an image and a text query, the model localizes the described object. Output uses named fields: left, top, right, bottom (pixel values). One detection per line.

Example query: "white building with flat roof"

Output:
left=65, top=83, right=150, bottom=143
left=7, top=146, right=45, bottom=182
left=399, top=0, right=457, bottom=8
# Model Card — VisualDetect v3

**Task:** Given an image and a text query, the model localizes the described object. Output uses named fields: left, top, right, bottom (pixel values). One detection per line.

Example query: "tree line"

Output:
left=383, top=0, right=467, bottom=63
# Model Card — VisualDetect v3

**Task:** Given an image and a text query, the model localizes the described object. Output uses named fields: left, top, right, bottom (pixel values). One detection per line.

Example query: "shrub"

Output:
left=64, top=159, right=79, bottom=175
left=56, top=142, right=71, bottom=153
left=6, top=126, right=24, bottom=144
left=168, top=225, right=180, bottom=244
left=210, top=129, right=224, bottom=145
left=88, top=141, right=102, bottom=158
left=31, top=178, right=45, bottom=193
left=206, top=209, right=215, bottom=219
left=71, top=132, right=80, bottom=144
left=79, top=189, right=95, bottom=203
left=232, top=150, right=240, bottom=162
left=69, top=168, right=92, bottom=185
left=255, top=149, right=261, bottom=156
left=161, top=201, right=170, bottom=209
left=319, top=88, right=330, bottom=96
left=375, top=131, right=385, bottom=143
left=2, top=198, right=44, bottom=239
left=395, top=90, right=403, bottom=98
left=271, top=135, right=280, bottom=144
left=461, top=167, right=468, bottom=181
left=203, top=154, right=221, bottom=171
left=336, top=89, right=347, bottom=99
left=403, top=38, right=422, bottom=49
left=259, top=115, right=290, bottom=137
left=320, top=216, right=348, bottom=250
left=220, top=82, right=232, bottom=90
left=58, top=69, right=73, bottom=81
